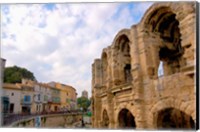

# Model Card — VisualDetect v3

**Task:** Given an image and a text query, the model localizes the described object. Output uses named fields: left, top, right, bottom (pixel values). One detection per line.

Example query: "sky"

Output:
left=1, top=2, right=154, bottom=97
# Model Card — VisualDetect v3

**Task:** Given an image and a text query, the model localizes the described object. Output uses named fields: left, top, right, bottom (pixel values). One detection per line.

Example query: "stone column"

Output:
left=93, top=59, right=102, bottom=88
left=130, top=25, right=144, bottom=100
left=107, top=91, right=115, bottom=128
left=110, top=45, right=122, bottom=86
left=130, top=26, right=147, bottom=129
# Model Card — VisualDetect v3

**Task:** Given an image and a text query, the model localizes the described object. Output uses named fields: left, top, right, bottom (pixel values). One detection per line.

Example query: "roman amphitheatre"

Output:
left=91, top=2, right=196, bottom=129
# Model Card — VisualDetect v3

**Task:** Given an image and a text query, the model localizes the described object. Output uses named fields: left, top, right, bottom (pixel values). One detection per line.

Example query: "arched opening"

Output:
left=118, top=108, right=136, bottom=128
left=102, top=52, right=108, bottom=84
left=157, top=108, right=195, bottom=129
left=158, top=61, right=164, bottom=77
left=102, top=110, right=109, bottom=128
left=148, top=7, right=185, bottom=77
left=114, top=35, right=132, bottom=85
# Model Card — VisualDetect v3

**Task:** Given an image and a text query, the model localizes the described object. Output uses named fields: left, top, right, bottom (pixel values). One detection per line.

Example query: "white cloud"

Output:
left=1, top=2, right=153, bottom=97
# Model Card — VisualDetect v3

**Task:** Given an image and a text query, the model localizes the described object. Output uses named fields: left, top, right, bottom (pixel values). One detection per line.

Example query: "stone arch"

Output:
left=112, top=29, right=131, bottom=45
left=139, top=2, right=195, bottom=78
left=156, top=108, right=195, bottom=129
left=117, top=108, right=136, bottom=129
left=115, top=103, right=137, bottom=128
left=140, top=5, right=181, bottom=78
left=111, top=29, right=132, bottom=85
left=140, top=2, right=195, bottom=29
left=148, top=97, right=195, bottom=128
left=101, top=109, right=110, bottom=128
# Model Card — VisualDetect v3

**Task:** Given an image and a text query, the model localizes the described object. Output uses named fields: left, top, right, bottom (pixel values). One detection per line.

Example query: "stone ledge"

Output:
left=110, top=83, right=132, bottom=94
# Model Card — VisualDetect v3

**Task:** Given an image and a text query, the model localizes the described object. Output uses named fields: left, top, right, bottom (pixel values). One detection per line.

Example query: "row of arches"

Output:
left=101, top=107, right=195, bottom=129
left=100, top=3, right=195, bottom=85
left=101, top=33, right=132, bottom=86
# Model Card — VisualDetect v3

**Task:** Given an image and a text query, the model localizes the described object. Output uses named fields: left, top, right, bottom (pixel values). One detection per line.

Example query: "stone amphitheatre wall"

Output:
left=91, top=2, right=196, bottom=129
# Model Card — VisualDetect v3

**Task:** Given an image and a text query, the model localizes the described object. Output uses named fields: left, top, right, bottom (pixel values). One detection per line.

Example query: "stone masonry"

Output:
left=91, top=2, right=196, bottom=129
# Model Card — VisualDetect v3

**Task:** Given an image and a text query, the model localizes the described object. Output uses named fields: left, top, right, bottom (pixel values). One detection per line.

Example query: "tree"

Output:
left=77, top=97, right=91, bottom=111
left=4, top=65, right=37, bottom=83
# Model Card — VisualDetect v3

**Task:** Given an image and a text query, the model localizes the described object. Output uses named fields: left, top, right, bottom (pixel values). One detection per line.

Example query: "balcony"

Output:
left=21, top=96, right=32, bottom=105
left=21, top=99, right=32, bottom=105
left=51, top=97, right=61, bottom=104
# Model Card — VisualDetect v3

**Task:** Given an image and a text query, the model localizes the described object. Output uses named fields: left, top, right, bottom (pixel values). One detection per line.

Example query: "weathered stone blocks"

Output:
left=92, top=2, right=195, bottom=129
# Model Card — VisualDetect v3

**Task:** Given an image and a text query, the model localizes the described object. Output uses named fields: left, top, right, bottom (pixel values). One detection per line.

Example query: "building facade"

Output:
left=20, top=83, right=34, bottom=114
left=47, top=82, right=61, bottom=112
left=2, top=83, right=21, bottom=114
left=54, top=82, right=77, bottom=111
left=1, top=58, right=6, bottom=125
left=2, top=79, right=78, bottom=114
left=92, top=2, right=196, bottom=129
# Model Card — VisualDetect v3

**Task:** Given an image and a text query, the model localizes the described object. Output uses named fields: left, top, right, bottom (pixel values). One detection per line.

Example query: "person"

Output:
left=81, top=118, right=85, bottom=127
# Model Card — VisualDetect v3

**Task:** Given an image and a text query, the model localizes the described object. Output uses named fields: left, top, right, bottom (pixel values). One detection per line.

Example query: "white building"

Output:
left=2, top=83, right=21, bottom=114
left=22, top=79, right=52, bottom=113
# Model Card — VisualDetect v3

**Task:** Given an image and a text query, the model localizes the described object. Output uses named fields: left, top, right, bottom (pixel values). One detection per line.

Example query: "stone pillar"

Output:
left=130, top=26, right=143, bottom=100
left=93, top=59, right=102, bottom=88
left=111, top=48, right=119, bottom=86
left=130, top=26, right=147, bottom=129
left=0, top=58, right=6, bottom=126
left=148, top=33, right=162, bottom=78
left=107, top=92, right=115, bottom=128
left=94, top=96, right=102, bottom=128
left=92, top=59, right=102, bottom=128
left=176, top=4, right=195, bottom=74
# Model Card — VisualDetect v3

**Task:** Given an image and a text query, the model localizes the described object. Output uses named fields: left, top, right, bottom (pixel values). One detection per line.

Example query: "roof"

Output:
left=48, top=81, right=77, bottom=92
left=3, top=83, right=21, bottom=90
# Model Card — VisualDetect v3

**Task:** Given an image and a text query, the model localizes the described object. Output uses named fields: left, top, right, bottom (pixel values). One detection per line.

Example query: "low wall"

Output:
left=11, top=113, right=83, bottom=128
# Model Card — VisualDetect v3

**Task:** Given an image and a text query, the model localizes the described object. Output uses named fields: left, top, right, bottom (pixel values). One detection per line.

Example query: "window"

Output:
left=53, top=97, right=60, bottom=103
left=24, top=95, right=31, bottom=102
left=10, top=103, right=14, bottom=113
left=44, top=95, right=48, bottom=101
left=38, top=94, right=41, bottom=101
left=66, top=98, right=70, bottom=103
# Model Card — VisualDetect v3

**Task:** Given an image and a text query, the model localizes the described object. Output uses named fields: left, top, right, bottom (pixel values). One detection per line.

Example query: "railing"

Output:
left=2, top=110, right=86, bottom=126
left=21, top=99, right=32, bottom=105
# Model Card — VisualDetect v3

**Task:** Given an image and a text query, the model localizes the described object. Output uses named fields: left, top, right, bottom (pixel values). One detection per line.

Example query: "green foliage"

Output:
left=77, top=97, right=91, bottom=111
left=86, top=111, right=92, bottom=117
left=4, top=65, right=36, bottom=83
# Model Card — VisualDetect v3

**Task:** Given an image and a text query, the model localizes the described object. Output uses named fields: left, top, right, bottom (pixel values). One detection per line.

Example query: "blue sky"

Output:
left=1, top=2, right=153, bottom=97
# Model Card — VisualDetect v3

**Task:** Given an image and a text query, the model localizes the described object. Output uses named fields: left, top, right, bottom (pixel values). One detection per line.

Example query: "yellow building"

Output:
left=47, top=82, right=61, bottom=112
left=53, top=82, right=77, bottom=111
